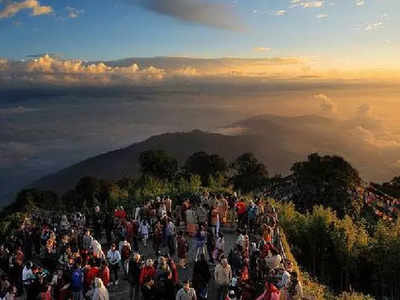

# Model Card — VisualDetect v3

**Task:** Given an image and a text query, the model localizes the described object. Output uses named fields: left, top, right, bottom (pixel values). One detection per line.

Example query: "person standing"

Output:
left=185, top=207, right=197, bottom=237
left=177, top=231, right=189, bottom=269
left=194, top=226, right=207, bottom=262
left=141, top=278, right=157, bottom=300
left=106, top=243, right=121, bottom=286
left=175, top=280, right=197, bottom=300
left=119, top=239, right=131, bottom=277
left=139, top=220, right=150, bottom=247
left=86, top=277, right=109, bottom=300
left=71, top=261, right=84, bottom=300
left=214, top=258, right=232, bottom=300
left=192, top=254, right=211, bottom=300
left=128, top=253, right=142, bottom=300
left=165, top=219, right=176, bottom=256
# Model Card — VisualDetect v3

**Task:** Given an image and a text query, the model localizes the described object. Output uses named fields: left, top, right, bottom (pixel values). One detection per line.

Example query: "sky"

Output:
left=0, top=0, right=400, bottom=202
left=0, top=0, right=399, bottom=69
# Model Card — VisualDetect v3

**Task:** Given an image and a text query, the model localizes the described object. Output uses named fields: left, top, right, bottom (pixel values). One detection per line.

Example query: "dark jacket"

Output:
left=128, top=259, right=142, bottom=285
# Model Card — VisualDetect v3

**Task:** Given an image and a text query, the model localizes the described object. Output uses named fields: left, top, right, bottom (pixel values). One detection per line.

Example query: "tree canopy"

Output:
left=183, top=151, right=228, bottom=186
left=230, top=152, right=268, bottom=193
left=139, top=150, right=178, bottom=180
left=291, top=153, right=362, bottom=218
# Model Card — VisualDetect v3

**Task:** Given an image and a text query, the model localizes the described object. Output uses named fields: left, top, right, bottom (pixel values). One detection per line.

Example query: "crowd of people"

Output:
left=0, top=192, right=303, bottom=300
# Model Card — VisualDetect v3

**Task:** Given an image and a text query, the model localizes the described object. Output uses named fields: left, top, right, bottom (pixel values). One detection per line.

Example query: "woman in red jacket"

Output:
left=139, top=259, right=156, bottom=286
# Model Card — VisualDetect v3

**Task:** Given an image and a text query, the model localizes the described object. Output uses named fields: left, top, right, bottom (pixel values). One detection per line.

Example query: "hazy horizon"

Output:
left=1, top=0, right=400, bottom=203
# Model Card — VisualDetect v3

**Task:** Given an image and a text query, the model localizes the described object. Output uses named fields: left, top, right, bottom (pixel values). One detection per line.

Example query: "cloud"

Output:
left=356, top=103, right=372, bottom=118
left=274, top=10, right=286, bottom=16
left=132, top=0, right=243, bottom=30
left=254, top=47, right=271, bottom=52
left=0, top=55, right=310, bottom=89
left=290, top=0, right=324, bottom=8
left=365, top=21, right=383, bottom=31
left=355, top=0, right=365, bottom=6
left=316, top=14, right=328, bottom=19
left=0, top=0, right=53, bottom=18
left=313, top=93, right=337, bottom=113
left=65, top=6, right=84, bottom=19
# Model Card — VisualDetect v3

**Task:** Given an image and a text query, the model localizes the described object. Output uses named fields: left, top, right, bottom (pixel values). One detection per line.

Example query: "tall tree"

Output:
left=139, top=150, right=178, bottom=180
left=75, top=176, right=101, bottom=208
left=230, top=152, right=268, bottom=193
left=291, top=153, right=362, bottom=217
left=183, top=151, right=228, bottom=186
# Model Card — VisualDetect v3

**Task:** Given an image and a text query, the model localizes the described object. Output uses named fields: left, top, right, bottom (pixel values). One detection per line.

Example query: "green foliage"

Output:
left=183, top=151, right=228, bottom=186
left=291, top=153, right=362, bottom=218
left=0, top=212, right=26, bottom=239
left=139, top=150, right=178, bottom=180
left=75, top=176, right=101, bottom=207
left=230, top=152, right=268, bottom=193
left=2, top=189, right=62, bottom=215
left=277, top=201, right=400, bottom=299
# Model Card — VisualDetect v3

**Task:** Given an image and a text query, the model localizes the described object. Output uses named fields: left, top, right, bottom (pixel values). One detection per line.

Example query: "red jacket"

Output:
left=139, top=266, right=156, bottom=285
left=100, top=266, right=110, bottom=286
left=236, top=202, right=247, bottom=215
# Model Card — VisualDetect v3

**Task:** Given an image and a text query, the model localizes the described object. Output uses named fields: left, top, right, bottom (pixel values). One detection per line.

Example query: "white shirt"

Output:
left=107, top=250, right=121, bottom=265
left=22, top=266, right=33, bottom=284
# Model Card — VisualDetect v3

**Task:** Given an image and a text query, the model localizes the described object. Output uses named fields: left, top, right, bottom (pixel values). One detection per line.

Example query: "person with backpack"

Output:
left=106, top=243, right=121, bottom=286
left=71, top=261, right=84, bottom=300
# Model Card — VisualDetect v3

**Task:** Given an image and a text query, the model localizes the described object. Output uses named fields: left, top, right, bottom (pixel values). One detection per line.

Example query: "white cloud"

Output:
left=66, top=6, right=84, bottom=19
left=313, top=93, right=337, bottom=113
left=290, top=0, right=324, bottom=8
left=274, top=10, right=287, bottom=16
left=316, top=14, right=328, bottom=19
left=0, top=0, right=53, bottom=18
left=0, top=55, right=309, bottom=87
left=254, top=47, right=271, bottom=52
left=355, top=0, right=365, bottom=6
left=365, top=21, right=383, bottom=31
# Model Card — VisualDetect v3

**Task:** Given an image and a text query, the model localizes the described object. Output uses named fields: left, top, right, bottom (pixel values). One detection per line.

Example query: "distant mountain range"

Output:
left=30, top=114, right=399, bottom=195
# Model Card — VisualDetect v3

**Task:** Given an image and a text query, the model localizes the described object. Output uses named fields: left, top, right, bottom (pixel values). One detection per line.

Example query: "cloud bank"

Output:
left=133, top=0, right=243, bottom=30
left=0, top=55, right=310, bottom=89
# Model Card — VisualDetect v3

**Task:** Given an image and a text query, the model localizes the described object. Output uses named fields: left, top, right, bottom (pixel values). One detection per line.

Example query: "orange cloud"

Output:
left=0, top=0, right=53, bottom=18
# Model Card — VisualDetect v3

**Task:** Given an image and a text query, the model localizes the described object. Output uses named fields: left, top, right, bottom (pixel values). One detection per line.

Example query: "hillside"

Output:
left=31, top=113, right=399, bottom=194
left=31, top=129, right=296, bottom=194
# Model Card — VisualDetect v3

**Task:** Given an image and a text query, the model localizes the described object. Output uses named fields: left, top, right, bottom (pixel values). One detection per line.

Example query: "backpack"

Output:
left=71, top=268, right=83, bottom=291
left=122, top=245, right=131, bottom=260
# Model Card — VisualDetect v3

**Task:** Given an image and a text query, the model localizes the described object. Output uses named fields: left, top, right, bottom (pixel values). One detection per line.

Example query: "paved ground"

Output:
left=109, top=226, right=238, bottom=300
left=1, top=226, right=239, bottom=300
